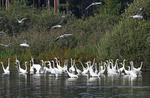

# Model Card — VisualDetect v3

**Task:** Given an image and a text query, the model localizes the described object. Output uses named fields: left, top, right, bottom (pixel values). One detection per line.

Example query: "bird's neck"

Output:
left=25, top=64, right=27, bottom=71
left=1, top=63, right=6, bottom=71
left=140, top=62, right=143, bottom=69
left=52, top=61, right=55, bottom=68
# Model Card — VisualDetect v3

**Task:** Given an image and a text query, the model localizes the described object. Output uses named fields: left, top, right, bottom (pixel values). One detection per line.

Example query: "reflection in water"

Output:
left=0, top=72, right=150, bottom=97
left=87, top=77, right=99, bottom=86
left=1, top=74, right=10, bottom=98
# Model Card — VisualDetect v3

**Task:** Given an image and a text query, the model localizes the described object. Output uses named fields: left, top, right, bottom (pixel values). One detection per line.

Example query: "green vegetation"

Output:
left=0, top=0, right=149, bottom=69
left=97, top=0, right=150, bottom=68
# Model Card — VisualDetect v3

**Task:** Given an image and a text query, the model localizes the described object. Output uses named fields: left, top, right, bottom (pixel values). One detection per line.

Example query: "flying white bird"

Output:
left=51, top=15, right=65, bottom=29
left=86, top=2, right=102, bottom=10
left=51, top=25, right=62, bottom=29
left=61, top=15, right=65, bottom=18
left=58, top=15, right=65, bottom=24
left=0, top=43, right=12, bottom=47
left=17, top=18, right=27, bottom=23
left=20, top=42, right=29, bottom=47
left=55, top=34, right=72, bottom=41
left=20, top=38, right=30, bottom=47
left=130, top=7, right=143, bottom=19
left=0, top=31, right=6, bottom=34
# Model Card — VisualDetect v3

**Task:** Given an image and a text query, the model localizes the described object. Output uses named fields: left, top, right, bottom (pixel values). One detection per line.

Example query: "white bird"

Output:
left=51, top=60, right=62, bottom=77
left=51, top=25, right=62, bottom=29
left=58, top=15, right=65, bottom=24
left=66, top=70, right=78, bottom=78
left=81, top=61, right=90, bottom=77
left=0, top=58, right=10, bottom=74
left=20, top=43, right=29, bottom=47
left=51, top=15, right=65, bottom=29
left=17, top=18, right=27, bottom=23
left=31, top=58, right=41, bottom=74
left=99, top=64, right=106, bottom=74
left=55, top=34, right=72, bottom=41
left=88, top=61, right=99, bottom=77
left=106, top=60, right=117, bottom=75
left=45, top=61, right=53, bottom=73
left=0, top=43, right=12, bottom=47
left=124, top=66, right=137, bottom=78
left=0, top=31, right=6, bottom=34
left=50, top=60, right=57, bottom=75
left=130, top=7, right=143, bottom=19
left=20, top=38, right=30, bottom=47
left=130, top=61, right=143, bottom=74
left=40, top=60, right=51, bottom=74
left=89, top=67, right=99, bottom=77
left=118, top=63, right=125, bottom=74
left=86, top=2, right=102, bottom=10
left=80, top=61, right=86, bottom=71
left=61, top=15, right=65, bottom=18
left=55, top=58, right=63, bottom=72
left=62, top=60, right=68, bottom=73
left=74, top=64, right=82, bottom=75
left=29, top=60, right=34, bottom=74
left=0, top=39, right=12, bottom=48
left=69, top=58, right=76, bottom=73
left=17, top=61, right=28, bottom=74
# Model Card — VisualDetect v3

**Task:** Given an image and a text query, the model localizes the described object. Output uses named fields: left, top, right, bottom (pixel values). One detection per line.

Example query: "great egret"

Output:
left=55, top=34, right=72, bottom=41
left=130, top=7, right=143, bottom=19
left=51, top=15, right=65, bottom=29
left=20, top=38, right=30, bottom=47
left=66, top=70, right=78, bottom=78
left=16, top=59, right=28, bottom=74
left=124, top=66, right=137, bottom=78
left=17, top=18, right=27, bottom=23
left=0, top=31, right=6, bottom=34
left=51, top=24, right=62, bottom=29
left=31, top=57, right=41, bottom=74
left=130, top=61, right=143, bottom=74
left=0, top=43, right=12, bottom=47
left=86, top=2, right=102, bottom=10
left=0, top=58, right=10, bottom=74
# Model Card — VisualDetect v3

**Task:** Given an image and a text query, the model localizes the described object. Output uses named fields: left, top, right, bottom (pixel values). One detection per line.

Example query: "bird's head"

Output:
left=54, top=57, right=58, bottom=60
left=130, top=61, right=133, bottom=65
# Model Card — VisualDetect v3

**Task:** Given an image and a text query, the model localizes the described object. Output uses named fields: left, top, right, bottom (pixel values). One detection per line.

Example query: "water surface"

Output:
left=0, top=72, right=150, bottom=98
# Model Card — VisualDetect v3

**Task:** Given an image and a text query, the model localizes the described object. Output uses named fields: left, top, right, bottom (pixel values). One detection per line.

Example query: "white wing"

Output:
left=64, top=34, right=72, bottom=37
left=94, top=2, right=102, bottom=5
left=21, top=18, right=27, bottom=21
left=0, top=43, right=8, bottom=47
left=86, top=3, right=93, bottom=10
left=86, top=2, right=101, bottom=10
left=51, top=25, right=62, bottom=29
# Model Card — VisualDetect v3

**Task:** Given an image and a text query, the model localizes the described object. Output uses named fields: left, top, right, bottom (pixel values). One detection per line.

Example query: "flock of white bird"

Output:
left=0, top=2, right=144, bottom=80
left=0, top=2, right=144, bottom=48
left=0, top=5, right=144, bottom=51
left=0, top=58, right=143, bottom=79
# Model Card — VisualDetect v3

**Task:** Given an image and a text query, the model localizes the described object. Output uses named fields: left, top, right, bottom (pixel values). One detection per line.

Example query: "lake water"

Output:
left=0, top=72, right=150, bottom=98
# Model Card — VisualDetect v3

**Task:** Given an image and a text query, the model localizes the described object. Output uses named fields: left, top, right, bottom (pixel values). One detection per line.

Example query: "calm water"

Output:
left=0, top=72, right=150, bottom=98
